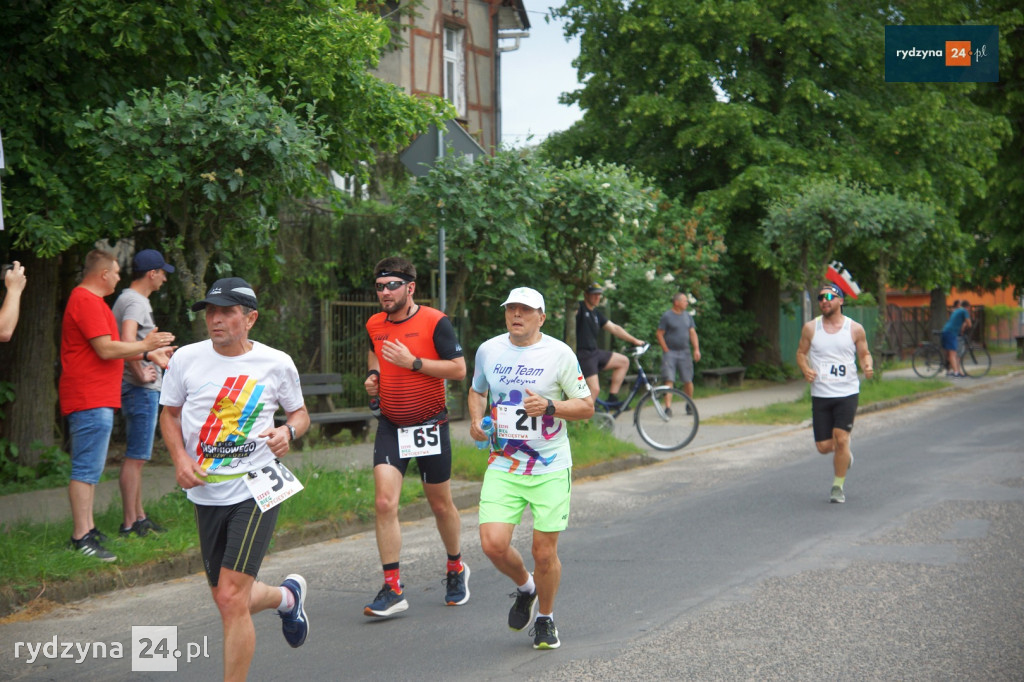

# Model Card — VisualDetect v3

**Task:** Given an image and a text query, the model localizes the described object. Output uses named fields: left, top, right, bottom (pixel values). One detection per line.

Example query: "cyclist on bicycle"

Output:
left=575, top=283, right=645, bottom=405
left=942, top=300, right=971, bottom=377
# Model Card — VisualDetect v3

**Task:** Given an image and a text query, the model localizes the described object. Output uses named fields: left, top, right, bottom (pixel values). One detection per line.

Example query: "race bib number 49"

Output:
left=495, top=403, right=542, bottom=441
left=819, top=363, right=852, bottom=382
left=398, top=423, right=442, bottom=459
left=244, top=460, right=303, bottom=512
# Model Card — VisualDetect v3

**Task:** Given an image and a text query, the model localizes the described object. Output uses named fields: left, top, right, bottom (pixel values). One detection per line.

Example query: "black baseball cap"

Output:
left=585, top=282, right=603, bottom=294
left=191, top=277, right=259, bottom=311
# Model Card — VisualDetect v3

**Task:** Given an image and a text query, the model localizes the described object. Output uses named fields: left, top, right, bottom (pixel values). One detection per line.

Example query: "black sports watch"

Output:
left=285, top=424, right=297, bottom=442
left=545, top=399, right=556, bottom=417
left=411, top=358, right=423, bottom=372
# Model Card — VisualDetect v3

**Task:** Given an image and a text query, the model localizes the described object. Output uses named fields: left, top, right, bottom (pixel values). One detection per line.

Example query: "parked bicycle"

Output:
left=590, top=343, right=699, bottom=451
left=912, top=330, right=991, bottom=378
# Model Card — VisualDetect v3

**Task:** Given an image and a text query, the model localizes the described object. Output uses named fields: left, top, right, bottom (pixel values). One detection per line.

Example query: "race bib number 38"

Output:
left=244, top=460, right=303, bottom=512
left=495, top=403, right=542, bottom=441
left=398, top=423, right=442, bottom=459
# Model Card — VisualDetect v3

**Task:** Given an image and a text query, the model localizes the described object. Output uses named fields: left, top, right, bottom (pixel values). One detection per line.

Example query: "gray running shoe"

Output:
left=830, top=485, right=846, bottom=504
left=508, top=588, right=537, bottom=631
left=530, top=616, right=561, bottom=649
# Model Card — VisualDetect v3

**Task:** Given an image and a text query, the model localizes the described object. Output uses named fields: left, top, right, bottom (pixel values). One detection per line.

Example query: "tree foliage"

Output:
left=76, top=73, right=331, bottom=335
left=0, top=0, right=448, bottom=464
left=548, top=0, right=1013, bottom=361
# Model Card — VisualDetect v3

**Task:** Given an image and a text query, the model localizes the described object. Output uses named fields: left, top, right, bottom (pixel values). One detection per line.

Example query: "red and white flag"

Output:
left=827, top=261, right=861, bottom=299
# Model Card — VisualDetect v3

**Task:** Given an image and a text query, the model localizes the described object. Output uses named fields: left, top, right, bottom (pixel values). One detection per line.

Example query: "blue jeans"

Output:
left=121, top=383, right=159, bottom=461
left=68, top=407, right=114, bottom=484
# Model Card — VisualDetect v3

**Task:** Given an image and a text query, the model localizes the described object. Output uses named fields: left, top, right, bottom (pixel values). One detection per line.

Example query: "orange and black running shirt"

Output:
left=366, top=306, right=463, bottom=427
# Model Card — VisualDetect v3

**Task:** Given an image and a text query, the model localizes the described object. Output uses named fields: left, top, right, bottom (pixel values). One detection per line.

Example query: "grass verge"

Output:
left=0, top=421, right=641, bottom=601
left=704, top=377, right=951, bottom=425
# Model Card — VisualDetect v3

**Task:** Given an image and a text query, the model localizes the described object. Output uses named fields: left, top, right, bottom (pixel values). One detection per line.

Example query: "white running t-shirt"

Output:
left=160, top=340, right=304, bottom=505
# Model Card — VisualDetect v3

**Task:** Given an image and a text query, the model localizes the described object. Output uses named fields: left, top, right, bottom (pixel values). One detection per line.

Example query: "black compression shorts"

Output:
left=194, top=497, right=279, bottom=587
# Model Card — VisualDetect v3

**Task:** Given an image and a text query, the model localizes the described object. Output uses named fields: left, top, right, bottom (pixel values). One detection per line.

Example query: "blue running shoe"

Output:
left=364, top=583, right=409, bottom=618
left=279, top=574, right=309, bottom=648
left=445, top=563, right=470, bottom=605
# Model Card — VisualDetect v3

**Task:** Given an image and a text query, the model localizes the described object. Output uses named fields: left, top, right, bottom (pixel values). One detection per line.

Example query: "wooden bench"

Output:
left=275, top=373, right=375, bottom=443
left=700, top=366, right=746, bottom=388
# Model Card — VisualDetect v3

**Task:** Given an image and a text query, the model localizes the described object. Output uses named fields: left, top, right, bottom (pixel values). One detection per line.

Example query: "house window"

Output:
left=443, top=26, right=466, bottom=117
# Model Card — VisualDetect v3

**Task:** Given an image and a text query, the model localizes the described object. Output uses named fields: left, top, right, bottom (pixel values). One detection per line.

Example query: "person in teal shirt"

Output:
left=941, top=301, right=971, bottom=377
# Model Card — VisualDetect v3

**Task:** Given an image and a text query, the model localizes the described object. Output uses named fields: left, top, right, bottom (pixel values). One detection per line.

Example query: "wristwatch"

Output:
left=285, top=424, right=297, bottom=442
left=545, top=399, right=556, bottom=417
left=411, top=358, right=423, bottom=372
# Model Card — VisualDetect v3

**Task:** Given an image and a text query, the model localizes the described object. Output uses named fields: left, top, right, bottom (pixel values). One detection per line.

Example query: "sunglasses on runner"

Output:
left=817, top=293, right=839, bottom=301
left=375, top=281, right=409, bottom=292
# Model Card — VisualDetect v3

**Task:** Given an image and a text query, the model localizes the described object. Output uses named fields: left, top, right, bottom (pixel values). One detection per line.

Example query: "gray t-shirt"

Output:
left=112, top=287, right=162, bottom=390
left=657, top=309, right=696, bottom=352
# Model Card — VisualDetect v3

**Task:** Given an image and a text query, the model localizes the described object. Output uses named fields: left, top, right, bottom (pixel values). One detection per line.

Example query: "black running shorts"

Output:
left=194, top=497, right=279, bottom=587
left=811, top=394, right=859, bottom=442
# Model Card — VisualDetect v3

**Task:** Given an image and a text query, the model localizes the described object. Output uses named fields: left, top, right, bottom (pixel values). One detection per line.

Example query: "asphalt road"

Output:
left=2, top=375, right=1022, bottom=681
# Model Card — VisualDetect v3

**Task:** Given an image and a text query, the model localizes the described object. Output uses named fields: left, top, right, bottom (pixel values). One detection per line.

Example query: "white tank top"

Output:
left=808, top=316, right=860, bottom=398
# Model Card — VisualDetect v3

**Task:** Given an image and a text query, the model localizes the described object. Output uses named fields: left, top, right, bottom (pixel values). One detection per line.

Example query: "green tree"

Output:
left=398, top=150, right=544, bottom=319
left=549, top=0, right=1010, bottom=365
left=76, top=74, right=331, bottom=337
left=757, top=180, right=941, bottom=359
left=0, top=0, right=446, bottom=465
left=534, top=159, right=656, bottom=345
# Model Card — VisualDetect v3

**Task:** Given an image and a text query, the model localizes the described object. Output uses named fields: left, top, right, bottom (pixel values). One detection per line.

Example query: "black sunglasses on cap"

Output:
left=817, top=292, right=839, bottom=302
left=375, top=281, right=409, bottom=292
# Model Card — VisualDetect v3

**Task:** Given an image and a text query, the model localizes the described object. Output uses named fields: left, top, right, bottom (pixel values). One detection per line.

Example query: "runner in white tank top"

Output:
left=796, top=283, right=874, bottom=504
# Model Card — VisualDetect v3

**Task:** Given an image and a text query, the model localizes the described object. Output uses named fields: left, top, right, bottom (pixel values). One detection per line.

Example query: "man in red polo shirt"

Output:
left=59, top=249, right=174, bottom=561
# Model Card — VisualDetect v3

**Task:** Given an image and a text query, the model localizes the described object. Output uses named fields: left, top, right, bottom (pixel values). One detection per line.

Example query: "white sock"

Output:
left=277, top=585, right=295, bottom=612
left=538, top=611, right=553, bottom=620
left=517, top=574, right=536, bottom=595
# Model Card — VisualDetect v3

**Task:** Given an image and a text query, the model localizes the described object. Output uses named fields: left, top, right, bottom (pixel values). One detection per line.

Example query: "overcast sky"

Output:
left=500, top=9, right=583, bottom=148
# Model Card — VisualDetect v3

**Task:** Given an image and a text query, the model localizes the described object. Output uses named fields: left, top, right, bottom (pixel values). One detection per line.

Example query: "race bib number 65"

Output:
left=398, top=423, right=442, bottom=459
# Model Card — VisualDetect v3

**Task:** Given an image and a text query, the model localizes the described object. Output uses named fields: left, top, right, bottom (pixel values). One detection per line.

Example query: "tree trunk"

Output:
left=6, top=253, right=60, bottom=467
left=874, top=255, right=890, bottom=378
left=930, top=287, right=947, bottom=333
left=744, top=272, right=781, bottom=366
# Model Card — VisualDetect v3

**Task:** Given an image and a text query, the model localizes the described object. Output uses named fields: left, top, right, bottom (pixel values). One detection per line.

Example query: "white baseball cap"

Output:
left=501, top=286, right=545, bottom=313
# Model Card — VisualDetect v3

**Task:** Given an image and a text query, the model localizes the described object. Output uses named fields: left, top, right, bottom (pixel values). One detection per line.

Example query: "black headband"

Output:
left=376, top=270, right=415, bottom=282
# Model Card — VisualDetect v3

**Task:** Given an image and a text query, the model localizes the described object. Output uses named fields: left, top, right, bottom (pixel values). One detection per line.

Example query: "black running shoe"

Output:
left=136, top=517, right=167, bottom=533
left=70, top=534, right=117, bottom=562
left=508, top=588, right=537, bottom=631
left=530, top=616, right=560, bottom=649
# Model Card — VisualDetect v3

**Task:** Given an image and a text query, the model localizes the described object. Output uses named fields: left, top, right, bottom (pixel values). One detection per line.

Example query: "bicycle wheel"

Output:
left=590, top=411, right=616, bottom=432
left=912, top=344, right=943, bottom=378
left=633, top=388, right=699, bottom=451
left=960, top=342, right=991, bottom=377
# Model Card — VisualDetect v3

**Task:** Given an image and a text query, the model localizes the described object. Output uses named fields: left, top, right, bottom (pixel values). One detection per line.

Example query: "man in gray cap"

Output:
left=159, top=276, right=312, bottom=679
left=112, top=249, right=176, bottom=538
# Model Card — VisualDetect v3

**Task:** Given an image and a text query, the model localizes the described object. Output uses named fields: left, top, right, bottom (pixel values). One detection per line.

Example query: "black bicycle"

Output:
left=590, top=343, right=699, bottom=451
left=912, top=331, right=992, bottom=378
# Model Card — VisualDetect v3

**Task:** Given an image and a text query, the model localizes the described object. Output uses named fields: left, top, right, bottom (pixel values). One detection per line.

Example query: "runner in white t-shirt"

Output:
left=795, top=283, right=874, bottom=504
left=469, top=287, right=593, bottom=651
left=159, top=277, right=312, bottom=678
